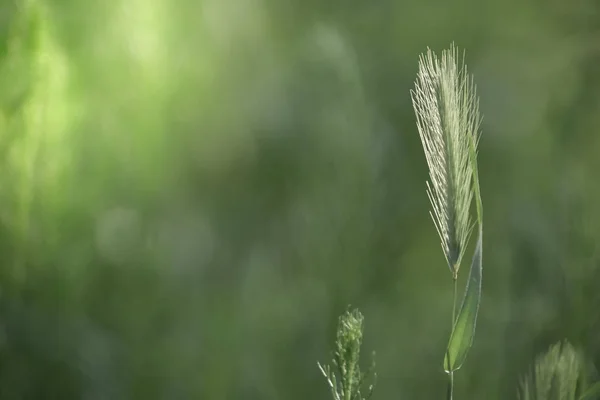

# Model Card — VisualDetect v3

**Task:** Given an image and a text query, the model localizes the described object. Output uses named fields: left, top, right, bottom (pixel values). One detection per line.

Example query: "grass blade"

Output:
left=444, top=226, right=482, bottom=372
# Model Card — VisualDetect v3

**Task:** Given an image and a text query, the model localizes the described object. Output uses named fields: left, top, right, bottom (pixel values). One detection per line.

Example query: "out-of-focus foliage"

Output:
left=1, top=0, right=600, bottom=398
left=518, top=340, right=597, bottom=400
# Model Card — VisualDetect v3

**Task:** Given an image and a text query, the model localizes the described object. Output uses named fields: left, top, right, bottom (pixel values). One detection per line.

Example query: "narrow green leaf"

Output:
left=444, top=226, right=482, bottom=372
left=580, top=382, right=600, bottom=400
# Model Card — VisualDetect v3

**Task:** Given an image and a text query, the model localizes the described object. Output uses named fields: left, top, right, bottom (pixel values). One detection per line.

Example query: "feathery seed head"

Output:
left=318, top=309, right=376, bottom=400
left=518, top=340, right=584, bottom=400
left=410, top=44, right=482, bottom=278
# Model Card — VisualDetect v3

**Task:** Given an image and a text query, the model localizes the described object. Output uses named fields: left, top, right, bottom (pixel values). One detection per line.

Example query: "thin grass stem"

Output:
left=447, top=276, right=458, bottom=400
left=447, top=371, right=454, bottom=400
left=451, top=276, right=458, bottom=325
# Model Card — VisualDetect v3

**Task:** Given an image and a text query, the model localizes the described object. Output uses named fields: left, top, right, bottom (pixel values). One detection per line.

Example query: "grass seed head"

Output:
left=410, top=43, right=482, bottom=277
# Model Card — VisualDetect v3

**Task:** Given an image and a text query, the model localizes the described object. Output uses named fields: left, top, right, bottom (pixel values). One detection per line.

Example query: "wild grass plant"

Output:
left=319, top=45, right=596, bottom=400
left=411, top=44, right=483, bottom=400
left=518, top=340, right=600, bottom=400
left=319, top=43, right=483, bottom=400
left=318, top=309, right=376, bottom=400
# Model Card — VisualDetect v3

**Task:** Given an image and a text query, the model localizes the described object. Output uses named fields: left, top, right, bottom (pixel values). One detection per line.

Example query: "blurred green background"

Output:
left=1, top=0, right=600, bottom=398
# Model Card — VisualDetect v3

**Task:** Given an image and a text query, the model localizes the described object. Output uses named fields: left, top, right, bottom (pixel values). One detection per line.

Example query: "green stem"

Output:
left=447, top=371, right=454, bottom=400
left=451, top=275, right=458, bottom=325
left=447, top=275, right=458, bottom=400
